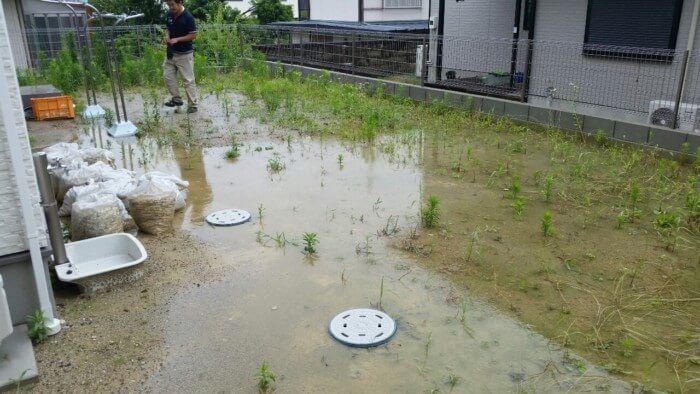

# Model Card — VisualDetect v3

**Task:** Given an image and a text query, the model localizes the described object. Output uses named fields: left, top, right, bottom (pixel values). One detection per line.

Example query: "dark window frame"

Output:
left=582, top=0, right=684, bottom=61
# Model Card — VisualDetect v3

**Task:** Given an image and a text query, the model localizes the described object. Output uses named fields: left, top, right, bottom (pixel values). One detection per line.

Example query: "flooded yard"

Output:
left=28, top=68, right=698, bottom=393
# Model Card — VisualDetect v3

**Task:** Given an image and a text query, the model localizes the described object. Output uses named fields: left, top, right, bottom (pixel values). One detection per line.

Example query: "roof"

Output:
left=269, top=19, right=429, bottom=33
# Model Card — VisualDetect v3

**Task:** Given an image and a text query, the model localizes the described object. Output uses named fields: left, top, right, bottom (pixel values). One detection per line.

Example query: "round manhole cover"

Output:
left=328, top=308, right=396, bottom=348
left=205, top=209, right=251, bottom=226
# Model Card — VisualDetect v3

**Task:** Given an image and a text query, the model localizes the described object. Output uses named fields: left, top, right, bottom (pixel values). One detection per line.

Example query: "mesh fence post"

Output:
left=351, top=32, right=356, bottom=75
left=520, top=39, right=532, bottom=103
left=672, top=50, right=690, bottom=130
left=421, top=37, right=427, bottom=86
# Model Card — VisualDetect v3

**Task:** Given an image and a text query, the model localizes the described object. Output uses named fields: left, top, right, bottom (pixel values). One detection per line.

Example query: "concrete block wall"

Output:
left=265, top=61, right=699, bottom=154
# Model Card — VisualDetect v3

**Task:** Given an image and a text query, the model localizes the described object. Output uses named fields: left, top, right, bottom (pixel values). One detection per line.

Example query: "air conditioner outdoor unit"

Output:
left=648, top=100, right=700, bottom=133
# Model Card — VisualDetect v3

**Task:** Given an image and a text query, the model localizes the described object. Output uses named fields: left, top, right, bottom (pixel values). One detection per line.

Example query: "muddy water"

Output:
left=109, top=135, right=625, bottom=392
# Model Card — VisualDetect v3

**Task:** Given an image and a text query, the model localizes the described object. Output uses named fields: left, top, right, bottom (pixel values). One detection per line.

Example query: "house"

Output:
left=227, top=0, right=299, bottom=19
left=427, top=0, right=700, bottom=128
left=2, top=0, right=87, bottom=68
left=298, top=0, right=429, bottom=22
left=0, top=2, right=61, bottom=390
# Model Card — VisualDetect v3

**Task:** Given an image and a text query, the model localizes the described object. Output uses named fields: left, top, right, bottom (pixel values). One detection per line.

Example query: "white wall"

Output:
left=310, top=0, right=358, bottom=21
left=364, top=0, right=429, bottom=22
left=0, top=2, right=48, bottom=257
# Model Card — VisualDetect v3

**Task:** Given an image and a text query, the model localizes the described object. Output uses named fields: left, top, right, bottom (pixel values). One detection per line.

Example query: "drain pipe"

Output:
left=33, top=153, right=69, bottom=266
left=0, top=10, right=61, bottom=335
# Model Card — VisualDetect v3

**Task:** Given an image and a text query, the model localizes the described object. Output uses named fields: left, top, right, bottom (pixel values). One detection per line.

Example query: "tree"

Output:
left=251, top=0, right=294, bottom=24
left=90, top=0, right=166, bottom=25
left=185, top=0, right=241, bottom=23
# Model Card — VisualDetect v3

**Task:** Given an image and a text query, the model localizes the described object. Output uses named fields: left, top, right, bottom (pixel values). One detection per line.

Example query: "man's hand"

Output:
left=166, top=37, right=178, bottom=45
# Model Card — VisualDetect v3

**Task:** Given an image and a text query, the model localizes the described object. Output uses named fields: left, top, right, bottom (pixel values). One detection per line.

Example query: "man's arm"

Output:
left=168, top=32, right=197, bottom=44
left=164, top=29, right=170, bottom=45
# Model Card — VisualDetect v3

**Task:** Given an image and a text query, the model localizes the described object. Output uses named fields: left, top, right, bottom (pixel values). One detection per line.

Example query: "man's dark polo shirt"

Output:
left=166, top=9, right=197, bottom=54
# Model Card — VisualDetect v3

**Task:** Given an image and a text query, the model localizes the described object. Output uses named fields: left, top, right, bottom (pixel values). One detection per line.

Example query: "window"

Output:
left=384, top=0, right=422, bottom=9
left=583, top=0, right=684, bottom=59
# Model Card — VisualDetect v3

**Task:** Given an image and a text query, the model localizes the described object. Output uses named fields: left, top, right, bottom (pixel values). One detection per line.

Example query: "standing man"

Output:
left=164, top=0, right=198, bottom=113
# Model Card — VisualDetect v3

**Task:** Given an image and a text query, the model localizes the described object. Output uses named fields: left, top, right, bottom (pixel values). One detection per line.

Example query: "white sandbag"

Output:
left=175, top=190, right=187, bottom=211
left=80, top=147, right=116, bottom=167
left=127, top=176, right=177, bottom=235
left=57, top=161, right=113, bottom=201
left=59, top=182, right=100, bottom=217
left=44, top=142, right=82, bottom=167
left=140, top=171, right=190, bottom=190
left=70, top=193, right=123, bottom=241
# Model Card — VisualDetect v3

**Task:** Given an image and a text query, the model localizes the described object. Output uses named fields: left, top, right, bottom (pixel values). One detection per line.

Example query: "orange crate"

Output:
left=31, top=96, right=75, bottom=121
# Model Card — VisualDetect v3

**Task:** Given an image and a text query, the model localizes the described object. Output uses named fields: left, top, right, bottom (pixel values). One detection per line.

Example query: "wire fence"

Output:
left=14, top=23, right=700, bottom=131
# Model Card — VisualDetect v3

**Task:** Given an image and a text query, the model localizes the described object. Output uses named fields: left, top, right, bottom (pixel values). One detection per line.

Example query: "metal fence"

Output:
left=15, top=23, right=700, bottom=131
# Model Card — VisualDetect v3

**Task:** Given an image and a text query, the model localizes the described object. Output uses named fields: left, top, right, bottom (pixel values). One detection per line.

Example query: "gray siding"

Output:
left=0, top=3, right=48, bottom=257
left=529, top=0, right=700, bottom=126
left=2, top=0, right=29, bottom=68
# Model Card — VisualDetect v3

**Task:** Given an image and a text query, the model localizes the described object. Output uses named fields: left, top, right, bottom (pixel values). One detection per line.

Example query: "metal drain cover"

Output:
left=205, top=209, right=251, bottom=226
left=328, top=308, right=396, bottom=348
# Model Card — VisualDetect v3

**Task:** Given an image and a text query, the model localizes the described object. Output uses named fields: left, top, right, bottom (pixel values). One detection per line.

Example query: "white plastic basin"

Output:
left=55, top=233, right=147, bottom=282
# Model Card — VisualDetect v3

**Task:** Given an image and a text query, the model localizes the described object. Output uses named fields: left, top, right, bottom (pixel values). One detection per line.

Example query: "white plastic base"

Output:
left=108, top=121, right=138, bottom=138
left=45, top=317, right=61, bottom=336
left=82, top=104, right=106, bottom=119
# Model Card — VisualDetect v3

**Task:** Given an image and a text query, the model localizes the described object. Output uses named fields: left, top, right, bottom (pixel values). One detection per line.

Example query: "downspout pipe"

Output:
left=33, top=153, right=68, bottom=266
left=687, top=0, right=700, bottom=52
left=0, top=6, right=61, bottom=335
left=676, top=0, right=700, bottom=114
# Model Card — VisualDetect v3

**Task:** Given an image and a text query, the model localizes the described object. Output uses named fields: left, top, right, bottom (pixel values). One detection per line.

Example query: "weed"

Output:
left=679, top=142, right=691, bottom=164
left=256, top=361, right=276, bottom=393
left=653, top=207, right=681, bottom=250
left=541, top=175, right=554, bottom=203
left=464, top=228, right=480, bottom=262
left=445, top=373, right=461, bottom=393
left=620, top=336, right=634, bottom=357
left=10, top=369, right=31, bottom=393
left=541, top=211, right=554, bottom=236
left=257, top=203, right=265, bottom=222
left=424, top=332, right=433, bottom=361
left=616, top=210, right=629, bottom=229
left=628, top=181, right=641, bottom=222
left=26, top=309, right=49, bottom=344
left=685, top=190, right=700, bottom=226
left=104, top=107, right=115, bottom=128
left=511, top=196, right=525, bottom=220
left=302, top=232, right=319, bottom=254
left=594, top=129, right=607, bottom=146
left=267, top=154, right=285, bottom=173
left=421, top=195, right=440, bottom=228
left=337, top=154, right=344, bottom=168
left=341, top=266, right=348, bottom=285
left=378, top=276, right=385, bottom=309
left=509, top=176, right=521, bottom=199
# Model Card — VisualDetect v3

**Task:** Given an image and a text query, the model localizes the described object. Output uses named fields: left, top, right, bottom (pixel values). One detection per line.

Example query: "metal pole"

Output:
left=421, top=37, right=427, bottom=86
left=672, top=50, right=690, bottom=129
left=520, top=39, right=532, bottom=103
left=32, top=153, right=69, bottom=266
left=351, top=32, right=356, bottom=74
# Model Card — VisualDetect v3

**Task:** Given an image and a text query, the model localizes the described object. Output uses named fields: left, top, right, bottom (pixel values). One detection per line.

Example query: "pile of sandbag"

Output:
left=45, top=142, right=189, bottom=240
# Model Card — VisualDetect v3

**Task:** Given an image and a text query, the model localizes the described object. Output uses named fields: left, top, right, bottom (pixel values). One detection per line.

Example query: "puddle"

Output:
left=66, top=92, right=634, bottom=392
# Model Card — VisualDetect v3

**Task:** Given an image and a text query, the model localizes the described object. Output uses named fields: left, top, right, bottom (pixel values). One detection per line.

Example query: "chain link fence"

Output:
left=14, top=23, right=700, bottom=131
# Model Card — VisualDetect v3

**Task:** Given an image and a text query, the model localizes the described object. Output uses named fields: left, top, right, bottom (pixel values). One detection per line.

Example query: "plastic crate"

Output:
left=30, top=95, right=75, bottom=121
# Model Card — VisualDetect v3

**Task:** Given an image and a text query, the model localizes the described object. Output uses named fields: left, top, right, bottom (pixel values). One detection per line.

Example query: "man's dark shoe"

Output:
left=164, top=98, right=184, bottom=107
left=187, top=106, right=198, bottom=114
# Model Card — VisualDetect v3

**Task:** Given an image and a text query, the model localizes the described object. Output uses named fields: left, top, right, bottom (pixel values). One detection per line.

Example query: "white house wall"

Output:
left=310, top=0, right=358, bottom=21
left=2, top=0, right=29, bottom=68
left=21, top=0, right=72, bottom=15
left=363, top=0, right=429, bottom=22
left=0, top=4, right=48, bottom=257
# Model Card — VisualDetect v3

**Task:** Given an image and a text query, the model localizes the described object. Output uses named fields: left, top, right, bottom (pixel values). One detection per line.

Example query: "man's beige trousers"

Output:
left=164, top=52, right=197, bottom=105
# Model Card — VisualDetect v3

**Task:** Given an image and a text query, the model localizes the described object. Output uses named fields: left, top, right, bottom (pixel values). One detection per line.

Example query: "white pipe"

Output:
left=688, top=0, right=700, bottom=51
left=0, top=6, right=61, bottom=335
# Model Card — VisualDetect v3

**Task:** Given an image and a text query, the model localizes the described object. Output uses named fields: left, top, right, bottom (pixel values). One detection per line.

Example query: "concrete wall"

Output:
left=0, top=3, right=48, bottom=257
left=0, top=250, right=53, bottom=326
